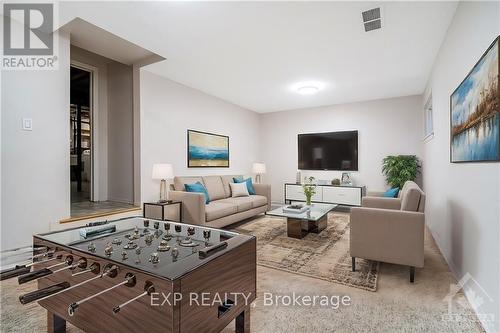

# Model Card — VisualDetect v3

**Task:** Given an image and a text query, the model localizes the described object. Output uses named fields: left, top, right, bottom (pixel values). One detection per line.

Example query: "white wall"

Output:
left=1, top=31, right=71, bottom=251
left=422, top=2, right=500, bottom=332
left=107, top=62, right=134, bottom=204
left=260, top=96, right=423, bottom=202
left=140, top=70, right=260, bottom=203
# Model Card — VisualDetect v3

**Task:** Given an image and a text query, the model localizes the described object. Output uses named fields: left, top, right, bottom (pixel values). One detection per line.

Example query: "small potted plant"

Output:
left=302, top=176, right=316, bottom=206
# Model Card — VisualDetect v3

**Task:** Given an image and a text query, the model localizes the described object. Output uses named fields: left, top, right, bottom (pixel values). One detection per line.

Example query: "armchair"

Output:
left=350, top=181, right=425, bottom=282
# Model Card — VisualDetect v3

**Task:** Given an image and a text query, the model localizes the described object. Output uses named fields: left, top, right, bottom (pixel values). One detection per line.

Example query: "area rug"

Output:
left=229, top=212, right=380, bottom=292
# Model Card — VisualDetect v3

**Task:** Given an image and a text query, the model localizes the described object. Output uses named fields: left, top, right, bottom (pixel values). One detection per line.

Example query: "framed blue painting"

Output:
left=187, top=130, right=229, bottom=167
left=450, top=36, right=500, bottom=163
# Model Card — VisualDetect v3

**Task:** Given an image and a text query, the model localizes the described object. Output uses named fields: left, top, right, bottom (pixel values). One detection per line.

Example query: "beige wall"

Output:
left=107, top=62, right=134, bottom=203
left=422, top=2, right=500, bottom=332
left=1, top=31, right=71, bottom=251
left=1, top=24, right=141, bottom=250
left=259, top=96, right=424, bottom=202
left=140, top=70, right=260, bottom=203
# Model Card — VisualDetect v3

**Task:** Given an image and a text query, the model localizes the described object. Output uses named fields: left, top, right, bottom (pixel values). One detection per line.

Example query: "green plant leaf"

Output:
left=381, top=155, right=421, bottom=188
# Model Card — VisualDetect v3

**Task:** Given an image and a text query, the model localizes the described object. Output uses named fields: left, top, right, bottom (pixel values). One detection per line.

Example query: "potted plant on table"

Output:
left=302, top=176, right=316, bottom=206
left=382, top=155, right=421, bottom=190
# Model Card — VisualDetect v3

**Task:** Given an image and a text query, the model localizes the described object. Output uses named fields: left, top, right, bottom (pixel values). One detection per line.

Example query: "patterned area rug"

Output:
left=229, top=212, right=380, bottom=291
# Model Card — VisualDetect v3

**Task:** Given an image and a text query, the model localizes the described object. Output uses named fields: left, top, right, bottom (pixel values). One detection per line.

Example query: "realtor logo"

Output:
left=3, top=3, right=53, bottom=55
left=2, top=2, right=58, bottom=70
left=442, top=272, right=495, bottom=326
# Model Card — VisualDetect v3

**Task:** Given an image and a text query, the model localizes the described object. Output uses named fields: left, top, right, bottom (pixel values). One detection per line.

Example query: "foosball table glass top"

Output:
left=35, top=217, right=243, bottom=280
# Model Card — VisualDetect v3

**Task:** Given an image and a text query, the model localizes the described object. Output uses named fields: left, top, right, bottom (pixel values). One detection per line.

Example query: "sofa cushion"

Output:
left=400, top=182, right=422, bottom=211
left=230, top=182, right=249, bottom=197
left=202, top=176, right=226, bottom=201
left=220, top=175, right=242, bottom=198
left=174, top=176, right=203, bottom=191
left=205, top=201, right=238, bottom=221
left=401, top=189, right=421, bottom=211
left=219, top=197, right=254, bottom=212
left=398, top=181, right=411, bottom=199
left=233, top=177, right=256, bottom=195
left=250, top=195, right=267, bottom=208
left=417, top=193, right=426, bottom=213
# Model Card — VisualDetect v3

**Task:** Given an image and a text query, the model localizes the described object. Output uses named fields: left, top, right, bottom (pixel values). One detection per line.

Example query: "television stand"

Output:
left=284, top=183, right=366, bottom=206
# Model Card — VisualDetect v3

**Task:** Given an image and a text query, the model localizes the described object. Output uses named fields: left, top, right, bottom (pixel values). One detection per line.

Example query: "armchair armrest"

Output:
left=169, top=191, right=206, bottom=225
left=253, top=183, right=271, bottom=210
left=362, top=196, right=401, bottom=210
left=350, top=207, right=424, bottom=267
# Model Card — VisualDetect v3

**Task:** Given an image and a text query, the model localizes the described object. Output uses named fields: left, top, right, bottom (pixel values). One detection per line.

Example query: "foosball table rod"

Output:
left=112, top=281, right=155, bottom=314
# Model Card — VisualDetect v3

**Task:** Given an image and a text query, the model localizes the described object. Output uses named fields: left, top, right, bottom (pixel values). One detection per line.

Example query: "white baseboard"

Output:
left=427, top=226, right=496, bottom=333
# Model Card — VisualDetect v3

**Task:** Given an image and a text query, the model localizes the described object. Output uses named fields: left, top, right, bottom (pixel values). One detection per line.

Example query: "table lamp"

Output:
left=152, top=164, right=173, bottom=203
left=252, top=163, right=266, bottom=184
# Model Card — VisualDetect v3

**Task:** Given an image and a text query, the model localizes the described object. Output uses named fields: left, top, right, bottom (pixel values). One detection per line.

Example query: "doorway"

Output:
left=67, top=58, right=139, bottom=220
left=70, top=66, right=93, bottom=204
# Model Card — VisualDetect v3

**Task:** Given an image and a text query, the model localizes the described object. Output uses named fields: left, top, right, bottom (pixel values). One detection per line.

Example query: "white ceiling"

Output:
left=59, top=18, right=164, bottom=66
left=59, top=1, right=457, bottom=113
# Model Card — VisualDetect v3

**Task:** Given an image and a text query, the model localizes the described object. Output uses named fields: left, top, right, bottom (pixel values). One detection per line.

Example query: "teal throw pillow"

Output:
left=185, top=182, right=210, bottom=204
left=383, top=187, right=399, bottom=198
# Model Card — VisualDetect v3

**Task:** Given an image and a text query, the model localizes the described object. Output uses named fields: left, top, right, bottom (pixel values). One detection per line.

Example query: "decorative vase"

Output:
left=305, top=196, right=312, bottom=206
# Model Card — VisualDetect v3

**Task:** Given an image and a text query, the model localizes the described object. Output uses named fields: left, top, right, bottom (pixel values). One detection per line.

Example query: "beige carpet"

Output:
left=0, top=279, right=83, bottom=333
left=0, top=212, right=485, bottom=332
left=230, top=212, right=379, bottom=291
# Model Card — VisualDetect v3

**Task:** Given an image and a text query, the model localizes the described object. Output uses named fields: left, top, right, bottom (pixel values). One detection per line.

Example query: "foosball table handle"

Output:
left=0, top=265, right=31, bottom=281
left=199, top=241, right=228, bottom=259
left=19, top=282, right=71, bottom=304
left=18, top=268, right=53, bottom=284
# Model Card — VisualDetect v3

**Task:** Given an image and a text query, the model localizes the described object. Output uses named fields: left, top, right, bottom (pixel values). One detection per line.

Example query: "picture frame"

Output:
left=341, top=172, right=352, bottom=186
left=450, top=36, right=499, bottom=163
left=187, top=130, right=230, bottom=168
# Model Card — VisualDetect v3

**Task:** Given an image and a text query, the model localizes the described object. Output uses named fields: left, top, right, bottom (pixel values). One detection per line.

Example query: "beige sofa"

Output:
left=350, top=181, right=425, bottom=282
left=169, top=175, right=271, bottom=228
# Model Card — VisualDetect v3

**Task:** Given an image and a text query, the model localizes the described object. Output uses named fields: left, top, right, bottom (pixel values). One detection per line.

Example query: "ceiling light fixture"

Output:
left=292, top=81, right=326, bottom=95
left=297, top=86, right=319, bottom=95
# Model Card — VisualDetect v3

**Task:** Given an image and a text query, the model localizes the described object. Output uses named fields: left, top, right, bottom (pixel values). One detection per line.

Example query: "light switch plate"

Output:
left=22, top=118, right=33, bottom=131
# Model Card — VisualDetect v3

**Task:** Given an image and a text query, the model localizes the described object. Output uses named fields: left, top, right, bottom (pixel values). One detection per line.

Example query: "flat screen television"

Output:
left=298, top=131, right=358, bottom=171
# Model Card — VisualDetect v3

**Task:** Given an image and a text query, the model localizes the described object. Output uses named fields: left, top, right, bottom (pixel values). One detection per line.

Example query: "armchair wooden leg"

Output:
left=351, top=257, right=355, bottom=272
left=409, top=266, right=415, bottom=283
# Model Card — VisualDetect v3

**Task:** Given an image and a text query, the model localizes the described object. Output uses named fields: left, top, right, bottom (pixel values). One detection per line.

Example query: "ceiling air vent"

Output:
left=362, top=7, right=382, bottom=32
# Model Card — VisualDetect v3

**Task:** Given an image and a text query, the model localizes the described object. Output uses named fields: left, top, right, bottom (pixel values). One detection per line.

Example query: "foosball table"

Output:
left=0, top=217, right=257, bottom=333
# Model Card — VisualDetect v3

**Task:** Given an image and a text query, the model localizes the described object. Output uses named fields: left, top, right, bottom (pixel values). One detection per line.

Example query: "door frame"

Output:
left=70, top=60, right=100, bottom=202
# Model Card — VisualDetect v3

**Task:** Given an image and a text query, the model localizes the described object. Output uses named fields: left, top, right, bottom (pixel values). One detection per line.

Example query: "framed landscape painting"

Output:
left=450, top=36, right=499, bottom=163
left=187, top=130, right=229, bottom=167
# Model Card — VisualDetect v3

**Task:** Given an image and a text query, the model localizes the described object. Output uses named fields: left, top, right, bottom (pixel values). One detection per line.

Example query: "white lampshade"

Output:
left=252, top=163, right=266, bottom=174
left=152, top=164, right=173, bottom=180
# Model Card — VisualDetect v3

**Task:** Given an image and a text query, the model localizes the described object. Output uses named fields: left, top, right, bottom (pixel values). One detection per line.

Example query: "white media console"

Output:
left=284, top=183, right=366, bottom=206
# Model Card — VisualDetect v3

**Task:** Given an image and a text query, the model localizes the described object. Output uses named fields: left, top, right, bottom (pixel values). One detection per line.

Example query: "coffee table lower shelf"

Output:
left=286, top=214, right=327, bottom=239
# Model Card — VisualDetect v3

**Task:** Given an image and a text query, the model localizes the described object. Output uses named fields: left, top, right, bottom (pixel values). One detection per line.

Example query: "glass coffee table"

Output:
left=266, top=202, right=337, bottom=239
